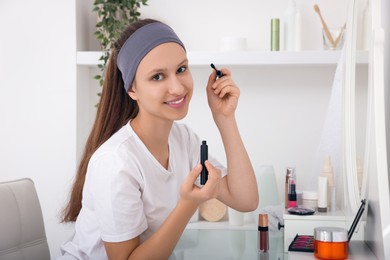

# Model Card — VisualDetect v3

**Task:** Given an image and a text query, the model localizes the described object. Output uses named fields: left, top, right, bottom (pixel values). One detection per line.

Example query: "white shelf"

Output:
left=77, top=50, right=369, bottom=67
left=283, top=209, right=346, bottom=221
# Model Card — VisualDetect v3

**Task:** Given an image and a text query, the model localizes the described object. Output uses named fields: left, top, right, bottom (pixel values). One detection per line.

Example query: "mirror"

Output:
left=354, top=0, right=370, bottom=198
left=343, top=0, right=364, bottom=213
left=344, top=0, right=390, bottom=258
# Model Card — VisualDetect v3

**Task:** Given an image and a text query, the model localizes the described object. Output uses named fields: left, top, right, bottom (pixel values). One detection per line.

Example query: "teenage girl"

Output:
left=60, top=19, right=258, bottom=259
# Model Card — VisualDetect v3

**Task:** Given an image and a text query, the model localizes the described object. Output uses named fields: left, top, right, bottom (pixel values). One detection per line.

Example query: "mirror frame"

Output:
left=343, top=0, right=362, bottom=213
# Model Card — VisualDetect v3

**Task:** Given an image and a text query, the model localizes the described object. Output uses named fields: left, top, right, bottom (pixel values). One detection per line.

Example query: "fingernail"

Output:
left=195, top=164, right=202, bottom=170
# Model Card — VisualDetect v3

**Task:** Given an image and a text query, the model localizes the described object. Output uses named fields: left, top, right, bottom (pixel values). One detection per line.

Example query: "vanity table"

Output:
left=172, top=228, right=286, bottom=260
left=172, top=226, right=378, bottom=259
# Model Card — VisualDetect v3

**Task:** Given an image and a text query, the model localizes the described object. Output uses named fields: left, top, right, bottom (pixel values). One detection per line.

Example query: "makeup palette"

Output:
left=288, top=234, right=315, bottom=252
left=288, top=199, right=366, bottom=254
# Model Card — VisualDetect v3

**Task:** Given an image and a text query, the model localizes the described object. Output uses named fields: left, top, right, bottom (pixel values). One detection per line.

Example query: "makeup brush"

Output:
left=313, top=4, right=336, bottom=49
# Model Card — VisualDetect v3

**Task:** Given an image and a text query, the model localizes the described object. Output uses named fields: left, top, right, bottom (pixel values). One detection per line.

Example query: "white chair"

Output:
left=0, top=178, right=50, bottom=260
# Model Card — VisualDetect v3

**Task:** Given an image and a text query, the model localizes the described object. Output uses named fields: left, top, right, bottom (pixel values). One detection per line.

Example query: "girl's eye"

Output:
left=177, top=66, right=187, bottom=74
left=152, top=74, right=163, bottom=81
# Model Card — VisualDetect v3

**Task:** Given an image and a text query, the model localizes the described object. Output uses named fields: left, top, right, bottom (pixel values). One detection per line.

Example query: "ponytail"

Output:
left=62, top=19, right=157, bottom=222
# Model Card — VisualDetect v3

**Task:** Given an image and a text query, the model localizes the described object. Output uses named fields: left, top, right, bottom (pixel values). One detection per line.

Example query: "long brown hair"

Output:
left=62, top=19, right=158, bottom=222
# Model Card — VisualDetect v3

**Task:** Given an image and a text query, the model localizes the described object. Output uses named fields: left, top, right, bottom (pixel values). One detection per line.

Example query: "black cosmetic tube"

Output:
left=200, top=140, right=208, bottom=185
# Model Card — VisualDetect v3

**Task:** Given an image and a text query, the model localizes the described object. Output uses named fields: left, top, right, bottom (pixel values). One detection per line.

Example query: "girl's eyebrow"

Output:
left=178, top=58, right=189, bottom=65
left=147, top=58, right=189, bottom=75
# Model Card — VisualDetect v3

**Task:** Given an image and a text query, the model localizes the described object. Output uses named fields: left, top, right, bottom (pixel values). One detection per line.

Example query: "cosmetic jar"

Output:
left=219, top=36, right=247, bottom=51
left=314, top=227, right=348, bottom=260
left=302, top=191, right=318, bottom=210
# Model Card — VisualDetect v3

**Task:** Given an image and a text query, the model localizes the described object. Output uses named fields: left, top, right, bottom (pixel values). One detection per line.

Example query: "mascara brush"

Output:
left=210, top=63, right=224, bottom=78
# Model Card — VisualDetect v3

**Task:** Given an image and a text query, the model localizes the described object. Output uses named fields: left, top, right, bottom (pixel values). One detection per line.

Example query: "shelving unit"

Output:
left=77, top=50, right=369, bottom=67
left=75, top=48, right=369, bottom=231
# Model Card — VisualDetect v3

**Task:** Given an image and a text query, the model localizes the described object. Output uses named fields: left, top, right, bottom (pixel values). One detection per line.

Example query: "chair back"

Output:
left=0, top=178, right=50, bottom=260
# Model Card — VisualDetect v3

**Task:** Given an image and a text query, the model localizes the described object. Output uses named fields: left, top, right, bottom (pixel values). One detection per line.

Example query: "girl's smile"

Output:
left=164, top=95, right=187, bottom=108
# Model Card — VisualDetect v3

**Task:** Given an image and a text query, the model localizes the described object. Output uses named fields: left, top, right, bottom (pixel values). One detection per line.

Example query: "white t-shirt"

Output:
left=60, top=121, right=226, bottom=259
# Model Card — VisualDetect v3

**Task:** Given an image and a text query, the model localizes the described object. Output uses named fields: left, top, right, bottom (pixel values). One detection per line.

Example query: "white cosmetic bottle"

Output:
left=320, top=156, right=336, bottom=211
left=294, top=8, right=302, bottom=51
left=284, top=0, right=301, bottom=51
left=317, top=176, right=328, bottom=212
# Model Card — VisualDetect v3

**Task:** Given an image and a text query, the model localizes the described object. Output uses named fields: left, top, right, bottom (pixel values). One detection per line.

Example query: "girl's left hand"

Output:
left=206, top=68, right=240, bottom=119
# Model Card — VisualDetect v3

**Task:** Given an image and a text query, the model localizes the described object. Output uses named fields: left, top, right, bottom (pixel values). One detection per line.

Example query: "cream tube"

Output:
left=294, top=10, right=302, bottom=51
left=318, top=176, right=328, bottom=212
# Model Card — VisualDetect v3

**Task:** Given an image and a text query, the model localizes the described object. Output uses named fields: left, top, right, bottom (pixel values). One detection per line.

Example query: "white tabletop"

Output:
left=172, top=229, right=285, bottom=260
left=171, top=229, right=378, bottom=260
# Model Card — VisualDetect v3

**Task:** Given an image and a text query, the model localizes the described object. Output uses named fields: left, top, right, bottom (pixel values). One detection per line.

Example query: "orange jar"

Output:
left=314, top=227, right=348, bottom=260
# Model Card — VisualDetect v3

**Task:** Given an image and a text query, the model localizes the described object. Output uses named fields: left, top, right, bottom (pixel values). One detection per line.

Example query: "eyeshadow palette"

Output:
left=287, top=199, right=366, bottom=253
left=288, top=234, right=315, bottom=252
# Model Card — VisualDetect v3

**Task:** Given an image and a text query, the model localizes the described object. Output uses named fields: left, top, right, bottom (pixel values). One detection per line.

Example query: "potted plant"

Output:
left=93, top=0, right=148, bottom=98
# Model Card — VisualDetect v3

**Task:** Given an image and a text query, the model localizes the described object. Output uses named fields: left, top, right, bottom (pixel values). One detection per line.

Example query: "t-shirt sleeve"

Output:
left=86, top=151, right=147, bottom=243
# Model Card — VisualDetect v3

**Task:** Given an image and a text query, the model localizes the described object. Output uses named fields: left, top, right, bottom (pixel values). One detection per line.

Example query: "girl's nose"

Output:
left=168, top=75, right=185, bottom=94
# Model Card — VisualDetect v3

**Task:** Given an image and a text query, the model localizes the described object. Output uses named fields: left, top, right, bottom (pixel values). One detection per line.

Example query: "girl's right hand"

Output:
left=180, top=161, right=222, bottom=206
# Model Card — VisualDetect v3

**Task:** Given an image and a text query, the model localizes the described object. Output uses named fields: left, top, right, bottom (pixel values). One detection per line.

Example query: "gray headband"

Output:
left=117, top=22, right=186, bottom=92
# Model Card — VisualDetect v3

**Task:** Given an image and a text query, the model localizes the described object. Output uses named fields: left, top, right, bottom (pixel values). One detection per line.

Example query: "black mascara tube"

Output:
left=200, top=140, right=208, bottom=185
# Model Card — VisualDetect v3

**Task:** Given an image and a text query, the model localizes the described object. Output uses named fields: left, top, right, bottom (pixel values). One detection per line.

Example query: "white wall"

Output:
left=0, top=1, right=77, bottom=258
left=76, top=0, right=354, bottom=203
left=137, top=0, right=353, bottom=201
left=0, top=0, right=365, bottom=258
left=81, top=0, right=351, bottom=52
left=139, top=0, right=349, bottom=52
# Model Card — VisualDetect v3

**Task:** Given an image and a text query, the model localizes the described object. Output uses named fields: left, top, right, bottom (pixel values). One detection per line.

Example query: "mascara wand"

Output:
left=210, top=63, right=224, bottom=78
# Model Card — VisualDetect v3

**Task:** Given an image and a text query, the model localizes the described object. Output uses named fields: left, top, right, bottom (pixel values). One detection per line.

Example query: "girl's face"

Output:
left=130, top=42, right=193, bottom=123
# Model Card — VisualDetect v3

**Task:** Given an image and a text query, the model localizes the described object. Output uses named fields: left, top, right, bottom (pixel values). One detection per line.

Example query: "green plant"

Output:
left=93, top=0, right=148, bottom=96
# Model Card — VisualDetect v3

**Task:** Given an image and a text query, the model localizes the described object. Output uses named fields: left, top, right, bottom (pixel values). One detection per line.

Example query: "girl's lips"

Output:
left=164, top=96, right=186, bottom=108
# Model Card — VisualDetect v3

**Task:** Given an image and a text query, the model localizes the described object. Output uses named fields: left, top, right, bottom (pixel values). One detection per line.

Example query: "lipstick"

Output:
left=287, top=168, right=298, bottom=208
left=258, top=214, right=269, bottom=253
left=288, top=180, right=298, bottom=208
left=200, top=140, right=208, bottom=185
